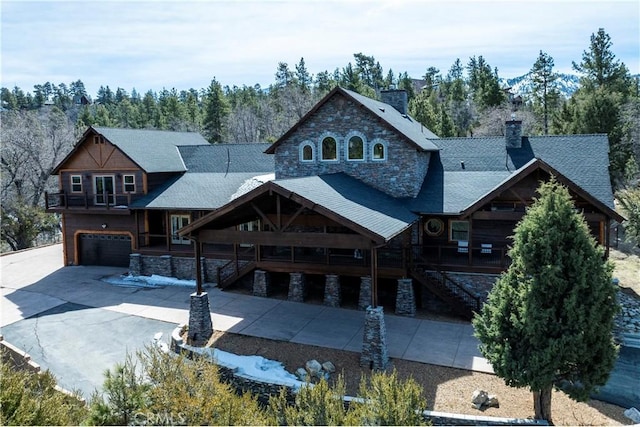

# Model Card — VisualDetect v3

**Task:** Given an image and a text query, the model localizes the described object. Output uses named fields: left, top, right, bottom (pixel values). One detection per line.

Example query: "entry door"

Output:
left=94, top=175, right=115, bottom=205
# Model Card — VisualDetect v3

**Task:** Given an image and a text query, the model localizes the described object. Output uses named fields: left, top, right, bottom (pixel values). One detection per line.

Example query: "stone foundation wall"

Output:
left=129, top=254, right=232, bottom=285
left=444, top=272, right=500, bottom=301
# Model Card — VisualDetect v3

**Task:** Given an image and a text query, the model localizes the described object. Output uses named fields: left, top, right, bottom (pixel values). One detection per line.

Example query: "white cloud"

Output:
left=1, top=0, right=638, bottom=95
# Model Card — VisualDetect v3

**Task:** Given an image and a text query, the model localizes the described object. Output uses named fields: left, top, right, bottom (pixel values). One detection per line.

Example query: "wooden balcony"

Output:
left=414, top=244, right=510, bottom=273
left=45, top=191, right=133, bottom=214
left=135, top=232, right=510, bottom=280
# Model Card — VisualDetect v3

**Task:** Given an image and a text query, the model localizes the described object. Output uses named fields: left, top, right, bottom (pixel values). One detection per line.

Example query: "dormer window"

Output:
left=347, top=134, right=365, bottom=161
left=299, top=141, right=315, bottom=162
left=321, top=136, right=338, bottom=161
left=372, top=140, right=387, bottom=161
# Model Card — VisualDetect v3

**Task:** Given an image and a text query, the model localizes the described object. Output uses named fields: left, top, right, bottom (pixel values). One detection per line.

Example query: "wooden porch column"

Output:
left=370, top=246, right=378, bottom=307
left=195, top=237, right=203, bottom=295
left=165, top=211, right=170, bottom=251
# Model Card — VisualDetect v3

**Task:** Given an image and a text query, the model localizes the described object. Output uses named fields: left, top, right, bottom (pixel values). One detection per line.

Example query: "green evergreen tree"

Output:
left=409, top=89, right=438, bottom=131
left=473, top=179, right=619, bottom=423
left=570, top=28, right=635, bottom=187
left=202, top=77, right=230, bottom=143
left=530, top=51, right=559, bottom=135
left=295, top=57, right=313, bottom=93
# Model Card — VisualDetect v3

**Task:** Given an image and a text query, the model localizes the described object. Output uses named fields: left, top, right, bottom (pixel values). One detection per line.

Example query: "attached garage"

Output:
left=78, top=233, right=132, bottom=267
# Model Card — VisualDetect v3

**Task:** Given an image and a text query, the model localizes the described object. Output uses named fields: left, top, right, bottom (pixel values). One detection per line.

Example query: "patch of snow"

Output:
left=189, top=345, right=306, bottom=390
left=103, top=273, right=196, bottom=288
left=230, top=173, right=275, bottom=201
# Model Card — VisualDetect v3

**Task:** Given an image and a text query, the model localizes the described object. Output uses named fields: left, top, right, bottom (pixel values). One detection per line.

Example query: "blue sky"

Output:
left=1, top=0, right=639, bottom=97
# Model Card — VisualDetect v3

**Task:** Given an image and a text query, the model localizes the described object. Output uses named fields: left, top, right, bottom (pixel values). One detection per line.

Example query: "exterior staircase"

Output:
left=409, top=263, right=482, bottom=320
left=216, top=259, right=256, bottom=289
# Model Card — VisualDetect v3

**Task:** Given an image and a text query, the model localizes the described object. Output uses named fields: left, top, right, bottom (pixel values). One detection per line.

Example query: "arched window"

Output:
left=299, top=141, right=315, bottom=162
left=321, top=136, right=338, bottom=161
left=347, top=134, right=365, bottom=161
left=372, top=140, right=387, bottom=161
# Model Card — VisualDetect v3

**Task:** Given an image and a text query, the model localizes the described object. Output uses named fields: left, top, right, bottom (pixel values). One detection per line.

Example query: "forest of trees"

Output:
left=1, top=28, right=639, bottom=251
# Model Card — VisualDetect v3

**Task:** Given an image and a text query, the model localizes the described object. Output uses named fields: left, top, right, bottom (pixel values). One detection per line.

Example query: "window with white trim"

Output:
left=299, top=142, right=315, bottom=162
left=71, top=175, right=82, bottom=193
left=123, top=174, right=136, bottom=193
left=321, top=136, right=338, bottom=161
left=171, top=214, right=191, bottom=245
left=449, top=220, right=469, bottom=242
left=372, top=141, right=387, bottom=161
left=347, top=135, right=364, bottom=161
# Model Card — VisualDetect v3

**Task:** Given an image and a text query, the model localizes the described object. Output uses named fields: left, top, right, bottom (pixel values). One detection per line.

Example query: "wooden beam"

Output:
left=197, top=229, right=374, bottom=249
left=282, top=205, right=307, bottom=231
left=251, top=202, right=277, bottom=231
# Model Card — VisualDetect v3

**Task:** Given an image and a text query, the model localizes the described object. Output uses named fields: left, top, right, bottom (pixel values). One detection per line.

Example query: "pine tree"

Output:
left=202, top=78, right=229, bottom=143
left=530, top=51, right=559, bottom=135
left=570, top=28, right=635, bottom=187
left=473, top=179, right=619, bottom=423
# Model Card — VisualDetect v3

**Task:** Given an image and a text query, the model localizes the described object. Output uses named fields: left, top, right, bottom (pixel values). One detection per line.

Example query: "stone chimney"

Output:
left=505, top=119, right=522, bottom=148
left=380, top=89, right=408, bottom=115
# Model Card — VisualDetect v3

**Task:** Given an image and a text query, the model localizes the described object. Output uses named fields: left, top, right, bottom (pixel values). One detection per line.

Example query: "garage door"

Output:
left=79, top=234, right=131, bottom=267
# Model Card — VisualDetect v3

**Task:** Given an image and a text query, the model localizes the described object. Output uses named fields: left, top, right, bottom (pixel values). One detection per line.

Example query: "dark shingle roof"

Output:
left=342, top=88, right=440, bottom=151
left=131, top=172, right=274, bottom=210
left=178, top=143, right=273, bottom=173
left=132, top=143, right=275, bottom=210
left=266, top=87, right=439, bottom=154
left=411, top=134, right=616, bottom=213
left=94, top=127, right=209, bottom=173
left=274, top=173, right=418, bottom=241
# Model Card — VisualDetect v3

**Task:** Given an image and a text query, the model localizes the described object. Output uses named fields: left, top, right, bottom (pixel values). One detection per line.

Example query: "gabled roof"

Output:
left=274, top=173, right=418, bottom=242
left=131, top=143, right=274, bottom=210
left=181, top=173, right=418, bottom=244
left=52, top=126, right=210, bottom=174
left=410, top=134, right=618, bottom=216
left=456, top=157, right=623, bottom=222
left=92, top=127, right=209, bottom=173
left=265, top=86, right=439, bottom=154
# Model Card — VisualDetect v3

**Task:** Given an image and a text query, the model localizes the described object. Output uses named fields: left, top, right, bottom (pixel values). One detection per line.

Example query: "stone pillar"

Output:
left=188, top=292, right=213, bottom=346
left=323, top=274, right=341, bottom=307
left=360, top=306, right=389, bottom=370
left=395, top=278, right=416, bottom=317
left=159, top=254, right=172, bottom=277
left=288, top=272, right=306, bottom=302
left=358, top=276, right=372, bottom=310
left=253, top=270, right=270, bottom=297
left=129, top=253, right=141, bottom=276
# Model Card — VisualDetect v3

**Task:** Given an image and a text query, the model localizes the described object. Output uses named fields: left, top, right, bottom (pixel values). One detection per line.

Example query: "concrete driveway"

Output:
left=1, top=244, right=491, bottom=399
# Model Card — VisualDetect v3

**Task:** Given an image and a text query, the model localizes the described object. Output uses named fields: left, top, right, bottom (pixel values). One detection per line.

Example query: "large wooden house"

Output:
left=48, top=87, right=622, bottom=318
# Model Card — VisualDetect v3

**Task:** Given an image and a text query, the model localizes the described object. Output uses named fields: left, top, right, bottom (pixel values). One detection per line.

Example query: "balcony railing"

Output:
left=45, top=191, right=132, bottom=210
left=413, top=244, right=510, bottom=270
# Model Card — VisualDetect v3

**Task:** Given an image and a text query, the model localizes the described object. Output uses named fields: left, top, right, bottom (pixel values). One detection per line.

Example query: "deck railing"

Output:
left=45, top=190, right=132, bottom=210
left=132, top=239, right=509, bottom=272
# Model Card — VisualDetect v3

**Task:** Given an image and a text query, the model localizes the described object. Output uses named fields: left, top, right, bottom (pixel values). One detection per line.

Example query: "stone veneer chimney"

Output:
left=380, top=89, right=408, bottom=115
left=505, top=119, right=522, bottom=148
